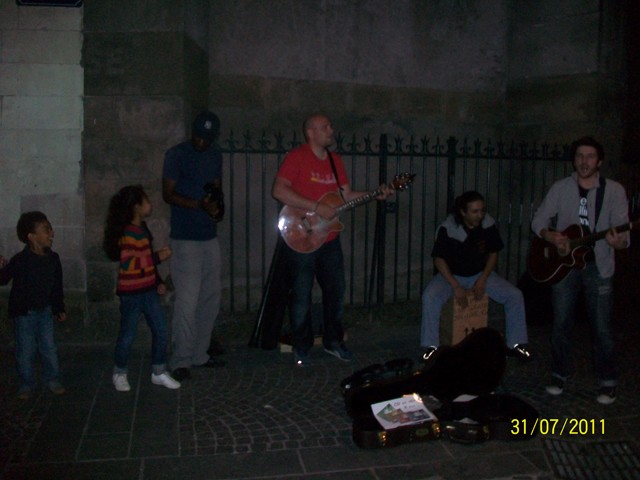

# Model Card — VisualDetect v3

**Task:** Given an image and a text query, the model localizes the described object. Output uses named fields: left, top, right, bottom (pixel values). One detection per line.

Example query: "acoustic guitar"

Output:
left=277, top=173, right=415, bottom=254
left=526, top=219, right=639, bottom=284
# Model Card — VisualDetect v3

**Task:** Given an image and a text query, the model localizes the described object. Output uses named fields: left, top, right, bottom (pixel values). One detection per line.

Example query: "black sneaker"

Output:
left=421, top=346, right=438, bottom=363
left=545, top=376, right=565, bottom=396
left=596, top=386, right=616, bottom=405
left=507, top=344, right=533, bottom=363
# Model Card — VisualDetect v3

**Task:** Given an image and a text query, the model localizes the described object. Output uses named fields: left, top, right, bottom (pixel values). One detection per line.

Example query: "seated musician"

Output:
left=420, top=191, right=532, bottom=362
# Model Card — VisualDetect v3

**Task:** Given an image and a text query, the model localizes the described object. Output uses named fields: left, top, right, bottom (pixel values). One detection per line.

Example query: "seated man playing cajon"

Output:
left=420, top=191, right=532, bottom=363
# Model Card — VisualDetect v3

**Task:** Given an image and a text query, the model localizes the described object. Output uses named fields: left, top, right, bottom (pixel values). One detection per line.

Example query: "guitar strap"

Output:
left=326, top=149, right=346, bottom=202
left=595, top=175, right=606, bottom=227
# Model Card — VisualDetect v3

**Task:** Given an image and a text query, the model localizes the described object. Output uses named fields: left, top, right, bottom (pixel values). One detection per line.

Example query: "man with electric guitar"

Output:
left=272, top=114, right=394, bottom=367
left=531, top=136, right=629, bottom=405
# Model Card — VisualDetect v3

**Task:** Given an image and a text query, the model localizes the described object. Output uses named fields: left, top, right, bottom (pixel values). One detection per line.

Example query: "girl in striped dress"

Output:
left=103, top=185, right=180, bottom=391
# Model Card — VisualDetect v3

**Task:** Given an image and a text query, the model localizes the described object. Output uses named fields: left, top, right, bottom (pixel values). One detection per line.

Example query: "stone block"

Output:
left=210, top=74, right=266, bottom=109
left=83, top=96, right=119, bottom=138
left=0, top=129, right=81, bottom=164
left=85, top=239, right=104, bottom=263
left=510, top=0, right=599, bottom=24
left=114, top=97, right=185, bottom=144
left=351, top=85, right=393, bottom=115
left=25, top=129, right=81, bottom=161
left=0, top=196, right=21, bottom=231
left=51, top=226, right=84, bottom=257
left=509, top=12, right=599, bottom=80
left=2, top=96, right=83, bottom=130
left=84, top=0, right=183, bottom=33
left=83, top=32, right=185, bottom=96
left=2, top=29, right=82, bottom=64
left=17, top=3, right=82, bottom=31
left=21, top=194, right=84, bottom=226
left=506, top=75, right=603, bottom=127
left=0, top=1, right=18, bottom=29
left=60, top=256, right=86, bottom=291
left=0, top=64, right=83, bottom=96
left=87, top=261, right=117, bottom=302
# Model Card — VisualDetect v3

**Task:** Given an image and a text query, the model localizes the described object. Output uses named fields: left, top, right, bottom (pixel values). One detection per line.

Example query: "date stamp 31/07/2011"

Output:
left=510, top=418, right=606, bottom=436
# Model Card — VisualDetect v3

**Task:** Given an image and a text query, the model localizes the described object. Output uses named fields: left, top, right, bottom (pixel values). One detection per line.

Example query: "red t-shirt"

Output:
left=277, top=144, right=349, bottom=242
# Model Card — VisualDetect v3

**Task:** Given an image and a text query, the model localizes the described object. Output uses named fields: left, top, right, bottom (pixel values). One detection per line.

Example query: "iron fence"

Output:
left=218, top=132, right=635, bottom=313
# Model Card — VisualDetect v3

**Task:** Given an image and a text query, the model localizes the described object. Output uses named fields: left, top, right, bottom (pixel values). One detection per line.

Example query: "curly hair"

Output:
left=17, top=211, right=49, bottom=244
left=569, top=136, right=604, bottom=162
left=453, top=191, right=485, bottom=225
left=103, top=185, right=147, bottom=261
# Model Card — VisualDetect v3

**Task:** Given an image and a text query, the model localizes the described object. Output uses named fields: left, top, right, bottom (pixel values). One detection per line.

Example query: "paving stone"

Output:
left=0, top=289, right=638, bottom=479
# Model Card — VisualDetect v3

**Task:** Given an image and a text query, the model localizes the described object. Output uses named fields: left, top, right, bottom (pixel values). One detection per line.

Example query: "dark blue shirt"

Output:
left=0, top=246, right=65, bottom=319
left=163, top=140, right=222, bottom=240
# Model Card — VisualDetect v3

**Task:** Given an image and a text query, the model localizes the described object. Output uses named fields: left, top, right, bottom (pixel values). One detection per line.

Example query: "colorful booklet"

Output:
left=371, top=394, right=437, bottom=430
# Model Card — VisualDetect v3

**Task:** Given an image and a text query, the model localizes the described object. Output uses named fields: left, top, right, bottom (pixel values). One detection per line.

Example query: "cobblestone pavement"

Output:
left=1, top=297, right=638, bottom=480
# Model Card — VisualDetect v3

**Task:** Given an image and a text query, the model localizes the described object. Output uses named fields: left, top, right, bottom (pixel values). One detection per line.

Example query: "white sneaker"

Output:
left=151, top=372, right=181, bottom=389
left=113, top=373, right=131, bottom=392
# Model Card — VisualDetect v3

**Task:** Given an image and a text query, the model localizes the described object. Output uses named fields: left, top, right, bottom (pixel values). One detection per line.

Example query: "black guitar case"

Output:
left=342, top=327, right=539, bottom=448
left=249, top=237, right=291, bottom=349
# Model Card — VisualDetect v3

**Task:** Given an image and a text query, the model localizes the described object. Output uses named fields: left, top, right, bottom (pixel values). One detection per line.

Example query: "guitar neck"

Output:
left=335, top=186, right=386, bottom=215
left=571, top=220, right=638, bottom=247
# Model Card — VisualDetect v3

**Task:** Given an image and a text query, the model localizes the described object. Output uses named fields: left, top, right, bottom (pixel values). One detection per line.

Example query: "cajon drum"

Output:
left=439, top=293, right=488, bottom=345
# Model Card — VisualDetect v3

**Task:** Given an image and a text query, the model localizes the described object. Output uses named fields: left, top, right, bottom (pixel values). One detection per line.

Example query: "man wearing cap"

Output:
left=162, top=111, right=226, bottom=381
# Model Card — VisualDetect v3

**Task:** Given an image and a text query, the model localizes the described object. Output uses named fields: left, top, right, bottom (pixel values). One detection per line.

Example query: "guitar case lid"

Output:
left=343, top=327, right=506, bottom=419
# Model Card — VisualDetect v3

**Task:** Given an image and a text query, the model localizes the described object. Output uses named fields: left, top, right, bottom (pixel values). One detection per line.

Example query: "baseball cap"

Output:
left=192, top=111, right=220, bottom=141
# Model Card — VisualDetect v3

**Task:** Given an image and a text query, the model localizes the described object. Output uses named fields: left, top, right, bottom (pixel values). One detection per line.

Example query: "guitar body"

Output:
left=277, top=173, right=416, bottom=254
left=278, top=191, right=346, bottom=254
left=526, top=224, right=592, bottom=284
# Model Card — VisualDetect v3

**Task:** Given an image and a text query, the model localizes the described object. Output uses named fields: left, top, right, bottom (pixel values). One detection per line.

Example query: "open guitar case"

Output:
left=340, top=327, right=539, bottom=448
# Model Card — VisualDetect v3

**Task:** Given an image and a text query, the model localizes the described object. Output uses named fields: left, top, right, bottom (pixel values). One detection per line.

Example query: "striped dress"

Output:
left=116, top=223, right=161, bottom=296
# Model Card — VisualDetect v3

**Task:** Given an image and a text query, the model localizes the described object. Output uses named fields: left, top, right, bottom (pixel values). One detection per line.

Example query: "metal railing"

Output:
left=218, top=132, right=635, bottom=313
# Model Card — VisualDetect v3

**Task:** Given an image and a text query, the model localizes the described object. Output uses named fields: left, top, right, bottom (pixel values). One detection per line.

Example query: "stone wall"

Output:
left=0, top=0, right=85, bottom=339
left=83, top=0, right=210, bottom=337
left=209, top=0, right=510, bottom=138
left=505, top=1, right=626, bottom=165
left=0, top=0, right=634, bottom=340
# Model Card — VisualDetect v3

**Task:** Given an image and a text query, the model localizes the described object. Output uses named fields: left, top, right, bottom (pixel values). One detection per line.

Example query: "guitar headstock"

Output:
left=391, top=173, right=416, bottom=191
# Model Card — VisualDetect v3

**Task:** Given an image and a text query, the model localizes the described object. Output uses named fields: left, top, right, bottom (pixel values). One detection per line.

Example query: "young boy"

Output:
left=0, top=211, right=66, bottom=400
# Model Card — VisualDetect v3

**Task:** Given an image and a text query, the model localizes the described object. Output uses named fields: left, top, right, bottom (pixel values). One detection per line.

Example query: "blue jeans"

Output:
left=169, top=238, right=221, bottom=370
left=15, top=307, right=60, bottom=388
left=114, top=290, right=169, bottom=375
left=421, top=272, right=528, bottom=348
left=286, top=238, right=346, bottom=352
left=550, top=263, right=616, bottom=386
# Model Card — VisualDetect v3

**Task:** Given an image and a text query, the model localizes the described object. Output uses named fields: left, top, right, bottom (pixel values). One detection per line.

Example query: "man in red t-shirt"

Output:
left=272, top=114, right=393, bottom=367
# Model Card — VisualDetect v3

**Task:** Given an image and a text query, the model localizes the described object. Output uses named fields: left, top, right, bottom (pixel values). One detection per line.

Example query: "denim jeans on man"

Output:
left=15, top=306, right=60, bottom=389
left=114, top=290, right=168, bottom=376
left=287, top=238, right=346, bottom=353
left=550, top=262, right=616, bottom=386
left=421, top=271, right=528, bottom=348
left=170, top=238, right=221, bottom=370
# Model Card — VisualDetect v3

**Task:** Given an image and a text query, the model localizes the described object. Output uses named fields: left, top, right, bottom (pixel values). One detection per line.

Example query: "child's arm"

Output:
left=51, top=253, right=66, bottom=321
left=153, top=248, right=171, bottom=295
left=0, top=255, right=14, bottom=285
